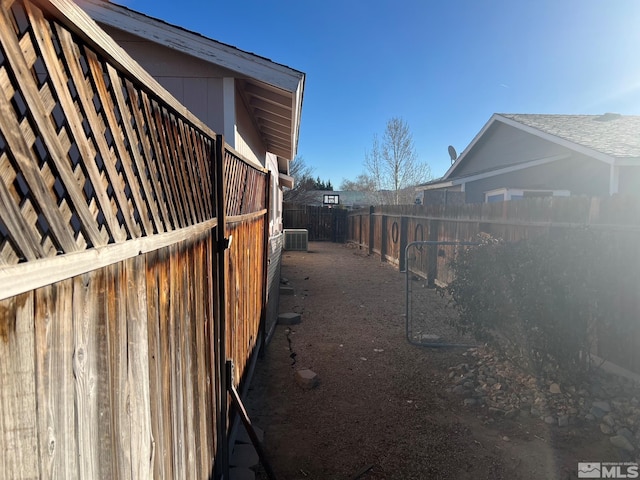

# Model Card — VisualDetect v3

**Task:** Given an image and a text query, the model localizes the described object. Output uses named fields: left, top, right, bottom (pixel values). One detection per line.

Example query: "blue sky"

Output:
left=118, top=0, right=640, bottom=185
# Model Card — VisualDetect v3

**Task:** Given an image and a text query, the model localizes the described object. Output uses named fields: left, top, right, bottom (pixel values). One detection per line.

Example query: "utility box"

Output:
left=283, top=229, right=308, bottom=251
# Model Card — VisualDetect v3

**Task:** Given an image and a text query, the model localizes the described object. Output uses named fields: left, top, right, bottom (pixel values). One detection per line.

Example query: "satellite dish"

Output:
left=448, top=145, right=458, bottom=163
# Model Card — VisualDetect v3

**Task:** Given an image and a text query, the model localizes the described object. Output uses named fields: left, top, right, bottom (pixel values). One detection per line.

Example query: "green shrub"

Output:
left=447, top=229, right=609, bottom=384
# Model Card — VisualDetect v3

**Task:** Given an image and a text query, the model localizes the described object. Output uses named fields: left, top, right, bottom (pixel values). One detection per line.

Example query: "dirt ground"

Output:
left=245, top=242, right=620, bottom=480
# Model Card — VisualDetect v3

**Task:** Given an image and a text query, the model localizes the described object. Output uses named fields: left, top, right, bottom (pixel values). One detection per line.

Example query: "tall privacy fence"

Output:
left=0, top=0, right=269, bottom=478
left=348, top=196, right=640, bottom=374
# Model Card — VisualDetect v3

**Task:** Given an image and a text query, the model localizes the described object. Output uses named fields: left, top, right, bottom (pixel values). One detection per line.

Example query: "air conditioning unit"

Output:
left=283, top=229, right=308, bottom=251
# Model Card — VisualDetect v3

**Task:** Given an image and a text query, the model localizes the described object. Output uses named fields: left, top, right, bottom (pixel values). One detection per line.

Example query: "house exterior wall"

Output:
left=618, top=166, right=640, bottom=196
left=100, top=26, right=233, bottom=139
left=454, top=123, right=569, bottom=177
left=462, top=155, right=610, bottom=203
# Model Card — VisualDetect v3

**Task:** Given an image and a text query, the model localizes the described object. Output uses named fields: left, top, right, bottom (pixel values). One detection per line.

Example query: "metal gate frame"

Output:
left=404, top=240, right=479, bottom=348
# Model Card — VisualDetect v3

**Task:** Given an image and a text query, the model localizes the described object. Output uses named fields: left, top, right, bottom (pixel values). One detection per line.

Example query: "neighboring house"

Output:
left=289, top=190, right=379, bottom=209
left=78, top=0, right=304, bottom=240
left=417, top=113, right=640, bottom=204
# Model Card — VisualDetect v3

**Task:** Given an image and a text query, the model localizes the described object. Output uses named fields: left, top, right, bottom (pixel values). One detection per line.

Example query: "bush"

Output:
left=446, top=229, right=608, bottom=384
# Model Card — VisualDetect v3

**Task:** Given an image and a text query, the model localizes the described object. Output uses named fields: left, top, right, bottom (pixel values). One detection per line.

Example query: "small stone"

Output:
left=549, top=383, right=561, bottom=394
left=600, top=423, right=614, bottom=435
left=610, top=435, right=635, bottom=452
left=617, top=428, right=635, bottom=443
left=502, top=436, right=510, bottom=442
left=585, top=414, right=596, bottom=422
left=464, top=398, right=477, bottom=406
left=544, top=416, right=555, bottom=425
left=602, top=414, right=616, bottom=427
left=590, top=407, right=607, bottom=419
left=295, top=369, right=319, bottom=389
left=592, top=400, right=612, bottom=412
left=421, top=334, right=441, bottom=342
left=280, top=285, right=294, bottom=295
left=558, top=415, right=569, bottom=427
left=452, top=385, right=471, bottom=397
left=505, top=409, right=519, bottom=419
left=278, top=312, right=301, bottom=325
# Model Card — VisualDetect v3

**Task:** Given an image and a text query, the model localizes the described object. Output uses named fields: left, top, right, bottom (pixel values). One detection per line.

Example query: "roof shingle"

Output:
left=499, top=113, right=640, bottom=159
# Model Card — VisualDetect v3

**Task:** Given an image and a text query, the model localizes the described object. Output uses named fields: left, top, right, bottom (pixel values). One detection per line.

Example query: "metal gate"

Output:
left=404, top=241, right=479, bottom=347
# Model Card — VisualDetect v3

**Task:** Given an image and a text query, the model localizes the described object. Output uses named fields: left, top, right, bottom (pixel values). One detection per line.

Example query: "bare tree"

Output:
left=364, top=117, right=431, bottom=205
left=283, top=155, right=316, bottom=204
left=339, top=173, right=375, bottom=192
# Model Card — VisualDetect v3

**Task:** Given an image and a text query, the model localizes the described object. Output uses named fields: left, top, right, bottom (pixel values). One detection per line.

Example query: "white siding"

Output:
left=99, top=25, right=227, bottom=134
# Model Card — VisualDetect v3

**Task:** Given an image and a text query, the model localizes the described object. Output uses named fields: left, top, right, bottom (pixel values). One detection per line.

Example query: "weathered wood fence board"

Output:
left=0, top=0, right=272, bottom=478
left=283, top=203, right=348, bottom=242
left=348, top=197, right=640, bottom=374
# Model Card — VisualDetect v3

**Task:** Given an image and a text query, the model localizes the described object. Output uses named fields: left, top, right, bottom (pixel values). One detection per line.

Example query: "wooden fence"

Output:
left=0, top=1, right=269, bottom=478
left=348, top=196, right=640, bottom=374
left=283, top=203, right=348, bottom=242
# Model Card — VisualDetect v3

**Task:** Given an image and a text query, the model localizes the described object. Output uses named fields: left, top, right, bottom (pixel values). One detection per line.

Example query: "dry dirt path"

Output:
left=245, top=242, right=614, bottom=480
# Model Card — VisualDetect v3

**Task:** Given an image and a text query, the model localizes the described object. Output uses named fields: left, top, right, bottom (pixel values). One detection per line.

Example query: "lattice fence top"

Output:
left=0, top=0, right=216, bottom=265
left=224, top=149, right=267, bottom=218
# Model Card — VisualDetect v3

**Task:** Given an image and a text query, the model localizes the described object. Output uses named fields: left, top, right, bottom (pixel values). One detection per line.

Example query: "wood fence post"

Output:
left=368, top=206, right=374, bottom=255
left=399, top=216, right=409, bottom=271
left=381, top=214, right=388, bottom=262
left=260, top=171, right=271, bottom=357
left=213, top=134, right=229, bottom=479
left=427, top=219, right=439, bottom=287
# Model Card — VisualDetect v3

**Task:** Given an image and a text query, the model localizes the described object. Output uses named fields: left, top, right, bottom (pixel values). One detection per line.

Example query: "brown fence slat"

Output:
left=0, top=2, right=272, bottom=478
left=34, top=280, right=77, bottom=480
left=0, top=293, right=39, bottom=480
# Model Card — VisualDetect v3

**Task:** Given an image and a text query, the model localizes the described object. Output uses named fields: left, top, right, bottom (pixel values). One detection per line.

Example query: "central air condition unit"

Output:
left=283, top=229, right=308, bottom=251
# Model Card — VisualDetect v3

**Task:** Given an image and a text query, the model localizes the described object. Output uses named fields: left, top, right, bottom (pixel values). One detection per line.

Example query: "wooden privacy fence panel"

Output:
left=223, top=150, right=268, bottom=388
left=0, top=233, right=218, bottom=479
left=348, top=197, right=640, bottom=373
left=0, top=0, right=271, bottom=478
left=0, top=0, right=214, bottom=269
left=283, top=204, right=348, bottom=242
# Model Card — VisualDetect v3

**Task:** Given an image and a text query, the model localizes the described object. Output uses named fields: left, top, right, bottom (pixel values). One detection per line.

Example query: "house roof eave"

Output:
left=77, top=0, right=305, bottom=161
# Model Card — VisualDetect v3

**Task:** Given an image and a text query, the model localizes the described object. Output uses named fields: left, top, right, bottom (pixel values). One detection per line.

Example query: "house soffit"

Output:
left=238, top=79, right=297, bottom=160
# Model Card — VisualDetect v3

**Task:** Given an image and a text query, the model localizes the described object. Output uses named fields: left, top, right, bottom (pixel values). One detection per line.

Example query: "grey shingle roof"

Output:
left=499, top=113, right=640, bottom=159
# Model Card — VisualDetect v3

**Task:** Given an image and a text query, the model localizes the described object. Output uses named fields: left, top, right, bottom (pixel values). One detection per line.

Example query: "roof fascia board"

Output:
left=77, top=0, right=304, bottom=92
left=495, top=115, right=617, bottom=166
left=416, top=180, right=455, bottom=191
left=443, top=113, right=501, bottom=179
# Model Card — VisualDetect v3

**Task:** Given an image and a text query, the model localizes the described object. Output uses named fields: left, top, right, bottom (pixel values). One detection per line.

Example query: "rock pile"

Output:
left=445, top=347, right=640, bottom=456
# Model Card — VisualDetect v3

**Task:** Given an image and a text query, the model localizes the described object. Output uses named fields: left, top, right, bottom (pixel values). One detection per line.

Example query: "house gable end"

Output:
left=451, top=121, right=571, bottom=178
